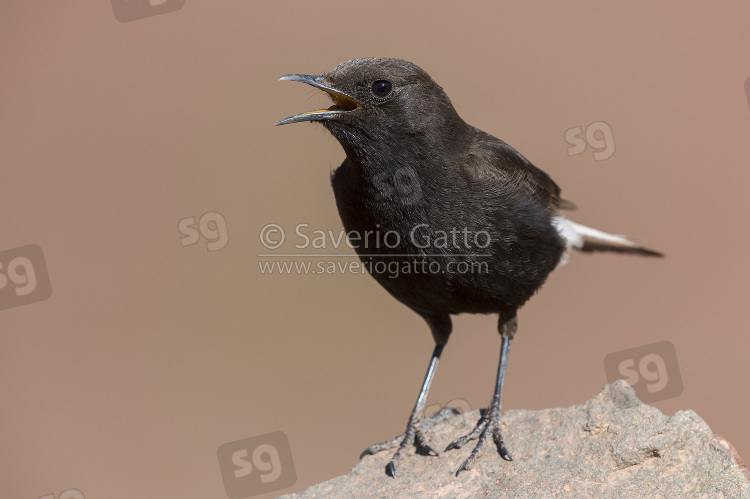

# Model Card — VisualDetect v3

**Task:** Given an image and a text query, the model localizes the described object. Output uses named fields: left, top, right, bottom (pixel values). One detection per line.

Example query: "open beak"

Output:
left=275, top=74, right=360, bottom=126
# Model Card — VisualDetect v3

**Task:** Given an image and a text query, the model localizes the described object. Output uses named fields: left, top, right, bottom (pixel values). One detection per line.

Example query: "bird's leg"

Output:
left=446, top=315, right=516, bottom=476
left=360, top=342, right=445, bottom=477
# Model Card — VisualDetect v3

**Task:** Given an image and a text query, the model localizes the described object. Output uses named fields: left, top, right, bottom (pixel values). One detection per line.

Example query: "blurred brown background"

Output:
left=2, top=2, right=749, bottom=498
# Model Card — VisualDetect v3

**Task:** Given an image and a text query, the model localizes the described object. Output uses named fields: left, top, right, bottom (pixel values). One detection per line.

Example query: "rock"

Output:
left=280, top=381, right=749, bottom=498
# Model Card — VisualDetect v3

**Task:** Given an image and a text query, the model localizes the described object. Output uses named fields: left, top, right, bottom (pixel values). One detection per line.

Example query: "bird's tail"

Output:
left=552, top=216, right=663, bottom=262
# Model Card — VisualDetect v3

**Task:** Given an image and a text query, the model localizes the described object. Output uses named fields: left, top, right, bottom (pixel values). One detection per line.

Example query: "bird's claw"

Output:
left=385, top=460, right=396, bottom=478
left=359, top=434, right=403, bottom=459
left=362, top=425, right=437, bottom=477
left=446, top=408, right=512, bottom=476
left=360, top=412, right=447, bottom=477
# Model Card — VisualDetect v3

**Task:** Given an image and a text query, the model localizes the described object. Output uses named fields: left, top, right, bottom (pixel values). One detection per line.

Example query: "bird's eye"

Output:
left=371, top=79, right=394, bottom=100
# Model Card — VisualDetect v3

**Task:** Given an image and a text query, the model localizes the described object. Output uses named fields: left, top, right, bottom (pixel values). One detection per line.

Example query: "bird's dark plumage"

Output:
left=276, top=57, right=662, bottom=477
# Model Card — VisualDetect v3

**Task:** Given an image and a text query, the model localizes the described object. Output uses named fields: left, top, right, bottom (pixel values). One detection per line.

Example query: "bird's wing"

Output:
left=464, top=132, right=572, bottom=214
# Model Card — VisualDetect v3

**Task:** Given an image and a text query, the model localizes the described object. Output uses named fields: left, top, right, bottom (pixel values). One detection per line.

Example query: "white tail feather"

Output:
left=552, top=216, right=660, bottom=265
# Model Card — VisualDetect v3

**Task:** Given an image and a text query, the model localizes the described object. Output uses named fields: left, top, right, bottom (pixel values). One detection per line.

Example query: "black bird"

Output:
left=275, top=58, right=662, bottom=477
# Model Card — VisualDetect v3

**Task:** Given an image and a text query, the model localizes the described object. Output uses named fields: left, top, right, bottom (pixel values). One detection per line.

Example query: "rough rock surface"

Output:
left=280, top=381, right=749, bottom=498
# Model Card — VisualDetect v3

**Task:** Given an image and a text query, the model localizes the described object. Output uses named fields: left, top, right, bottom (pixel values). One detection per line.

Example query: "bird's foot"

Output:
left=360, top=407, right=457, bottom=477
left=445, top=401, right=512, bottom=476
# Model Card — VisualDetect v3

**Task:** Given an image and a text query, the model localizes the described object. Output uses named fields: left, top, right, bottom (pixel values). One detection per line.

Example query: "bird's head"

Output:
left=276, top=58, right=464, bottom=156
